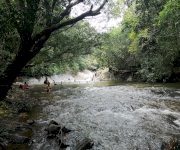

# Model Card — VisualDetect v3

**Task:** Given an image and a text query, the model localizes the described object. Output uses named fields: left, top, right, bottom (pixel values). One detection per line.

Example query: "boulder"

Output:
left=26, top=120, right=35, bottom=125
left=10, top=134, right=30, bottom=144
left=49, top=120, right=59, bottom=126
left=45, top=124, right=61, bottom=135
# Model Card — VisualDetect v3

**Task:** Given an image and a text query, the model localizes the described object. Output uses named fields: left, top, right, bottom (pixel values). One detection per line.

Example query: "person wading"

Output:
left=46, top=82, right=51, bottom=92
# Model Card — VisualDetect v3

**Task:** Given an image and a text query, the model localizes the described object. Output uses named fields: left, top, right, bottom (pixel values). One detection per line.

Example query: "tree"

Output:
left=157, top=0, right=180, bottom=81
left=0, top=0, right=108, bottom=100
left=93, top=3, right=140, bottom=71
left=22, top=21, right=100, bottom=77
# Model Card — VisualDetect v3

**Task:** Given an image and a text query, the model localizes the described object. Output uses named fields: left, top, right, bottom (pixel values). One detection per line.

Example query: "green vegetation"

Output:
left=1, top=0, right=180, bottom=100
left=21, top=21, right=100, bottom=77
left=93, top=0, right=180, bottom=82
left=0, top=126, right=9, bottom=148
left=0, top=0, right=108, bottom=100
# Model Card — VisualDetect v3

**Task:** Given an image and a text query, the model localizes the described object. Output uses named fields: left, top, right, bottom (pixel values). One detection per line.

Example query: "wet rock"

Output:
left=15, top=123, right=32, bottom=131
left=49, top=120, right=59, bottom=126
left=60, top=143, right=69, bottom=148
left=75, top=138, right=94, bottom=150
left=62, top=126, right=71, bottom=134
left=27, top=120, right=35, bottom=125
left=161, top=140, right=180, bottom=150
left=58, top=140, right=70, bottom=149
left=10, top=134, right=30, bottom=144
left=99, top=71, right=115, bottom=81
left=17, top=103, right=28, bottom=112
left=45, top=124, right=61, bottom=135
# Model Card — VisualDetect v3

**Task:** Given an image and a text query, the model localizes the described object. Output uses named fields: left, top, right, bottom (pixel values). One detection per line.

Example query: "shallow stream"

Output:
left=27, top=81, right=180, bottom=150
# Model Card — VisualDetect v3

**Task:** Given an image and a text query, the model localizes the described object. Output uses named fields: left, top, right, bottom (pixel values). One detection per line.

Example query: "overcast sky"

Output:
left=71, top=2, right=123, bottom=32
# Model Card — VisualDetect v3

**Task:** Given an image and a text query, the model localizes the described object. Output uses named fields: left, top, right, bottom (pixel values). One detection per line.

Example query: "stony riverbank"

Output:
left=0, top=85, right=96, bottom=150
left=0, top=86, right=40, bottom=149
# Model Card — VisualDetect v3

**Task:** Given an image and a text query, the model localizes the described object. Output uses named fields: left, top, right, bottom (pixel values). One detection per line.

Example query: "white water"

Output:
left=30, top=82, right=180, bottom=150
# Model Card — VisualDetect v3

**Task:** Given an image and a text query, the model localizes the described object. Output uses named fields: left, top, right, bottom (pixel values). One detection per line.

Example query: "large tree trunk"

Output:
left=0, top=33, right=51, bottom=100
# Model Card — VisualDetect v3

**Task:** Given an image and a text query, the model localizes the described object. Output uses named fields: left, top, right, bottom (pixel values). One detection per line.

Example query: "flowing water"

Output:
left=27, top=81, right=180, bottom=150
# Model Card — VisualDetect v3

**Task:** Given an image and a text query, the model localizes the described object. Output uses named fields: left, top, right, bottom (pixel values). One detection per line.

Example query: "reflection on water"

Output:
left=28, top=81, right=180, bottom=150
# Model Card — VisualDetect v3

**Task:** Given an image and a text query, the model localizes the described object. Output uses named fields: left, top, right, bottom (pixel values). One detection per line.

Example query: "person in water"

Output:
left=19, top=84, right=23, bottom=89
left=44, top=77, right=49, bottom=84
left=23, top=82, right=29, bottom=89
left=46, top=82, right=51, bottom=92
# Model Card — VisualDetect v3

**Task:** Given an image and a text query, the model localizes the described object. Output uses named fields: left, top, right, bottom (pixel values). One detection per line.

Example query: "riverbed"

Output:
left=25, top=81, right=180, bottom=150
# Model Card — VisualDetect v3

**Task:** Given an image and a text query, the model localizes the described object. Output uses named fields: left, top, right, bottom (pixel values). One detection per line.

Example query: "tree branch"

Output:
left=44, top=0, right=52, bottom=27
left=50, top=0, right=108, bottom=32
left=57, top=0, right=85, bottom=22
left=52, top=0, right=58, bottom=12
left=51, top=23, right=76, bottom=36
left=32, top=0, right=108, bottom=42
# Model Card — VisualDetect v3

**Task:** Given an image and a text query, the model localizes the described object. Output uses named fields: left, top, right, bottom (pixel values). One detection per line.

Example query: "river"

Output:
left=26, top=81, right=180, bottom=150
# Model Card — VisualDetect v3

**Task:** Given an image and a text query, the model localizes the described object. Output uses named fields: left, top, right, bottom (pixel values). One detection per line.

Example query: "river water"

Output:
left=28, top=81, right=180, bottom=150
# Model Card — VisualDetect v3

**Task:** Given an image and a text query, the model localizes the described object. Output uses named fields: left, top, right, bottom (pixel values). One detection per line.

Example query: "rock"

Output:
left=26, top=120, right=35, bottom=125
left=127, top=76, right=133, bottom=81
left=161, top=140, right=180, bottom=150
left=62, top=126, right=71, bottom=134
left=60, top=143, right=69, bottom=148
left=49, top=120, right=59, bottom=126
left=45, top=124, right=61, bottom=135
left=57, top=139, right=69, bottom=148
left=100, top=72, right=114, bottom=81
left=75, top=138, right=94, bottom=150
left=17, top=103, right=28, bottom=112
left=10, top=134, right=30, bottom=144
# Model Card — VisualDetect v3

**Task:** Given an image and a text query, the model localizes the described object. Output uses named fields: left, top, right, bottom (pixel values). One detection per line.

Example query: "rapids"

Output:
left=28, top=81, right=180, bottom=150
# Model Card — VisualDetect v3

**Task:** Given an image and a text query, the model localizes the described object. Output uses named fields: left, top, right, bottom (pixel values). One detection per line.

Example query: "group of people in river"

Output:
left=17, top=77, right=52, bottom=93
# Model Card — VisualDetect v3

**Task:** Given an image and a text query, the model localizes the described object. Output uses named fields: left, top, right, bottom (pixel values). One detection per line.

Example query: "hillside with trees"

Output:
left=93, top=0, right=180, bottom=83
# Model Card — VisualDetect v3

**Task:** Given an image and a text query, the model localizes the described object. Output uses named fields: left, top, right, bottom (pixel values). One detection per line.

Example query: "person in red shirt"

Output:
left=23, top=82, right=29, bottom=89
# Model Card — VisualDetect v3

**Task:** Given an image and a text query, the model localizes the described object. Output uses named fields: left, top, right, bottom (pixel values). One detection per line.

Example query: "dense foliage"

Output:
left=0, top=0, right=108, bottom=100
left=0, top=0, right=106, bottom=77
left=94, top=0, right=180, bottom=82
left=21, top=21, right=100, bottom=77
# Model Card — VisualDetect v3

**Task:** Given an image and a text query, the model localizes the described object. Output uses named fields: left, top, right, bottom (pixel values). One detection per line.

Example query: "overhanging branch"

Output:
left=57, top=0, right=85, bottom=22
left=32, top=0, right=108, bottom=42
left=49, top=0, right=108, bottom=32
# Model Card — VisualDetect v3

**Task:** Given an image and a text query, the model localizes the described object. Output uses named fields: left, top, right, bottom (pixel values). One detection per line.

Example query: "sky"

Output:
left=84, top=14, right=122, bottom=32
left=71, top=2, right=123, bottom=32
